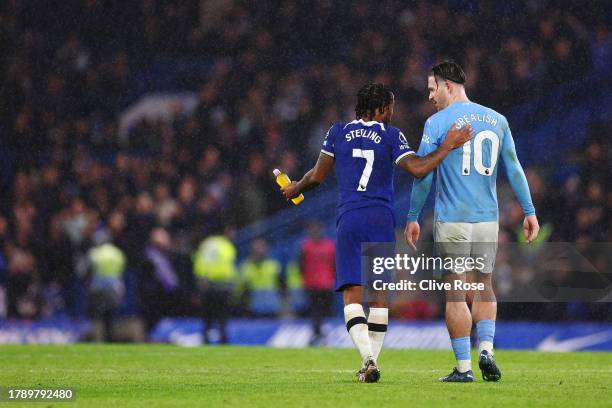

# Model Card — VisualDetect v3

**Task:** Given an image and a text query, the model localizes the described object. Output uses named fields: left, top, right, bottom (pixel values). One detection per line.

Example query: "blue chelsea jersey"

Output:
left=321, top=119, right=415, bottom=221
left=407, top=101, right=535, bottom=223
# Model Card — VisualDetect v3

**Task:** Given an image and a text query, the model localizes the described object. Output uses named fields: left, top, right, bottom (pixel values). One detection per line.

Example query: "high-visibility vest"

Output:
left=89, top=243, right=125, bottom=278
left=240, top=259, right=280, bottom=290
left=286, top=261, right=302, bottom=289
left=193, top=235, right=237, bottom=282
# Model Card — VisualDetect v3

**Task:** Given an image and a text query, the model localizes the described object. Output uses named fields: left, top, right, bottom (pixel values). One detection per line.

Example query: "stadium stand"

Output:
left=0, top=1, right=609, bottom=332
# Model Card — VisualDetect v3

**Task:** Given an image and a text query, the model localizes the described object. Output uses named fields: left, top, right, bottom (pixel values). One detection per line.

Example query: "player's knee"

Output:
left=445, top=289, right=467, bottom=303
left=342, top=285, right=363, bottom=305
left=475, top=271, right=492, bottom=286
left=367, top=289, right=387, bottom=308
left=368, top=300, right=388, bottom=308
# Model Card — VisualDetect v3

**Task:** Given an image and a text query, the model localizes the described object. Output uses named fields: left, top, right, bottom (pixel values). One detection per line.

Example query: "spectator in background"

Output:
left=59, top=197, right=93, bottom=247
left=174, top=177, right=199, bottom=243
left=0, top=1, right=608, bottom=325
left=0, top=214, right=8, bottom=277
left=239, top=239, right=281, bottom=317
left=85, top=242, right=126, bottom=341
left=6, top=248, right=41, bottom=318
left=233, top=153, right=268, bottom=227
left=300, top=221, right=335, bottom=344
left=124, top=192, right=156, bottom=268
left=140, top=228, right=192, bottom=332
left=0, top=216, right=7, bottom=318
left=36, top=165, right=63, bottom=226
left=6, top=201, right=43, bottom=318
left=153, top=182, right=179, bottom=228
left=100, top=211, right=130, bottom=254
left=193, top=228, right=237, bottom=344
left=41, top=217, right=74, bottom=316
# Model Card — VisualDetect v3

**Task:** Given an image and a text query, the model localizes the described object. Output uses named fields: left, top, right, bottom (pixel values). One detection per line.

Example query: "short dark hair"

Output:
left=430, top=60, right=467, bottom=84
left=355, top=83, right=394, bottom=119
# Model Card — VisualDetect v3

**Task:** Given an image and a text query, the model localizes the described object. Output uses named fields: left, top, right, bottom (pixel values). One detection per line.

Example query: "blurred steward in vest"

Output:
left=238, top=238, right=281, bottom=316
left=193, top=227, right=237, bottom=344
left=86, top=242, right=126, bottom=341
left=140, top=228, right=193, bottom=333
left=300, top=221, right=335, bottom=343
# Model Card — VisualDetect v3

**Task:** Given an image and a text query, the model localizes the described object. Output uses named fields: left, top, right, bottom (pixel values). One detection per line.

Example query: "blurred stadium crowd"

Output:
left=0, top=1, right=610, bottom=333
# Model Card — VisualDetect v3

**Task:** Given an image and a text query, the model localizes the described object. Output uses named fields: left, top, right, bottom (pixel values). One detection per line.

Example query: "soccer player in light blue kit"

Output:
left=282, top=83, right=473, bottom=383
left=405, top=61, right=540, bottom=382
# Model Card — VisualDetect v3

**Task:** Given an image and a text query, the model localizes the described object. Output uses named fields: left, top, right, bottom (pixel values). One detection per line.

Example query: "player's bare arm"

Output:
left=281, top=153, right=334, bottom=200
left=398, top=124, right=473, bottom=178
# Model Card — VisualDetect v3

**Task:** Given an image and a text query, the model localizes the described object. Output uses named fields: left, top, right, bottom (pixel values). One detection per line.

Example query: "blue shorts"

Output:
left=335, top=206, right=396, bottom=292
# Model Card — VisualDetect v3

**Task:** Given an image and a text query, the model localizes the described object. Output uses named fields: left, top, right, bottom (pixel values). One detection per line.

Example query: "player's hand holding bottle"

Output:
left=274, top=169, right=304, bottom=204
left=281, top=181, right=301, bottom=201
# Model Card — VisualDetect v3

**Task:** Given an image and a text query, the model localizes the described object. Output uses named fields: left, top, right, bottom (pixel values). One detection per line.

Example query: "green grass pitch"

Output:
left=0, top=345, right=611, bottom=407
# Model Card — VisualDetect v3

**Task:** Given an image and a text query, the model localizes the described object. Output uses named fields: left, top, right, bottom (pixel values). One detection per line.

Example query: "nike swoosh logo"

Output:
left=537, top=331, right=612, bottom=352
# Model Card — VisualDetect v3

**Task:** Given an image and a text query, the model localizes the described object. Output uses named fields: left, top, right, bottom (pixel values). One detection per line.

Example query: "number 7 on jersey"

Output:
left=352, top=149, right=374, bottom=191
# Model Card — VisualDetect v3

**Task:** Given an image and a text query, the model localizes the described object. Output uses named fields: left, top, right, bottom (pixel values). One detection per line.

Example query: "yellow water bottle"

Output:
left=273, top=168, right=304, bottom=205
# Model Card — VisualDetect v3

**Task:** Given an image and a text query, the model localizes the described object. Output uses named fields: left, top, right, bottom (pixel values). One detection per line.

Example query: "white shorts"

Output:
left=434, top=221, right=498, bottom=274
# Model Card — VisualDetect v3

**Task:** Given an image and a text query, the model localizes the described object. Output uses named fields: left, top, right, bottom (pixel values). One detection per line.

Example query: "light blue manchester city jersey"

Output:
left=407, top=101, right=535, bottom=223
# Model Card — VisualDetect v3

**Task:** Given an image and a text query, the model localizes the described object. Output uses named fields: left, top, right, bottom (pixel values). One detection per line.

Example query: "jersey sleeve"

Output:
left=320, top=124, right=339, bottom=157
left=500, top=119, right=536, bottom=216
left=416, top=118, right=439, bottom=156
left=392, top=129, right=416, bottom=164
left=406, top=118, right=439, bottom=222
left=407, top=171, right=434, bottom=222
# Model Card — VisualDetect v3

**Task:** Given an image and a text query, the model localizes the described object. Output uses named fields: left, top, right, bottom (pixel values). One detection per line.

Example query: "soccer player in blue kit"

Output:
left=405, top=61, right=540, bottom=382
left=282, top=83, right=473, bottom=382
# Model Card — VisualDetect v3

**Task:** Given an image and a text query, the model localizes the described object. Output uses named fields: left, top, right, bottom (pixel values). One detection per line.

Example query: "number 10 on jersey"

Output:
left=461, top=130, right=499, bottom=176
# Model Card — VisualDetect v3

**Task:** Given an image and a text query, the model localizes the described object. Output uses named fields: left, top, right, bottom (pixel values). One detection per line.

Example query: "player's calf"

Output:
left=344, top=303, right=375, bottom=365
left=367, top=306, right=388, bottom=361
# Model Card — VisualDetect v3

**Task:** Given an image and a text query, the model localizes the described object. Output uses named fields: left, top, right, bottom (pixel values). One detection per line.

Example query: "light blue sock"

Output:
left=450, top=336, right=471, bottom=372
left=476, top=320, right=495, bottom=353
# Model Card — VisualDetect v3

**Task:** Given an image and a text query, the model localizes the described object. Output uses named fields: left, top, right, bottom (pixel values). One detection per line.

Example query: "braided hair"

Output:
left=354, top=83, right=394, bottom=119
